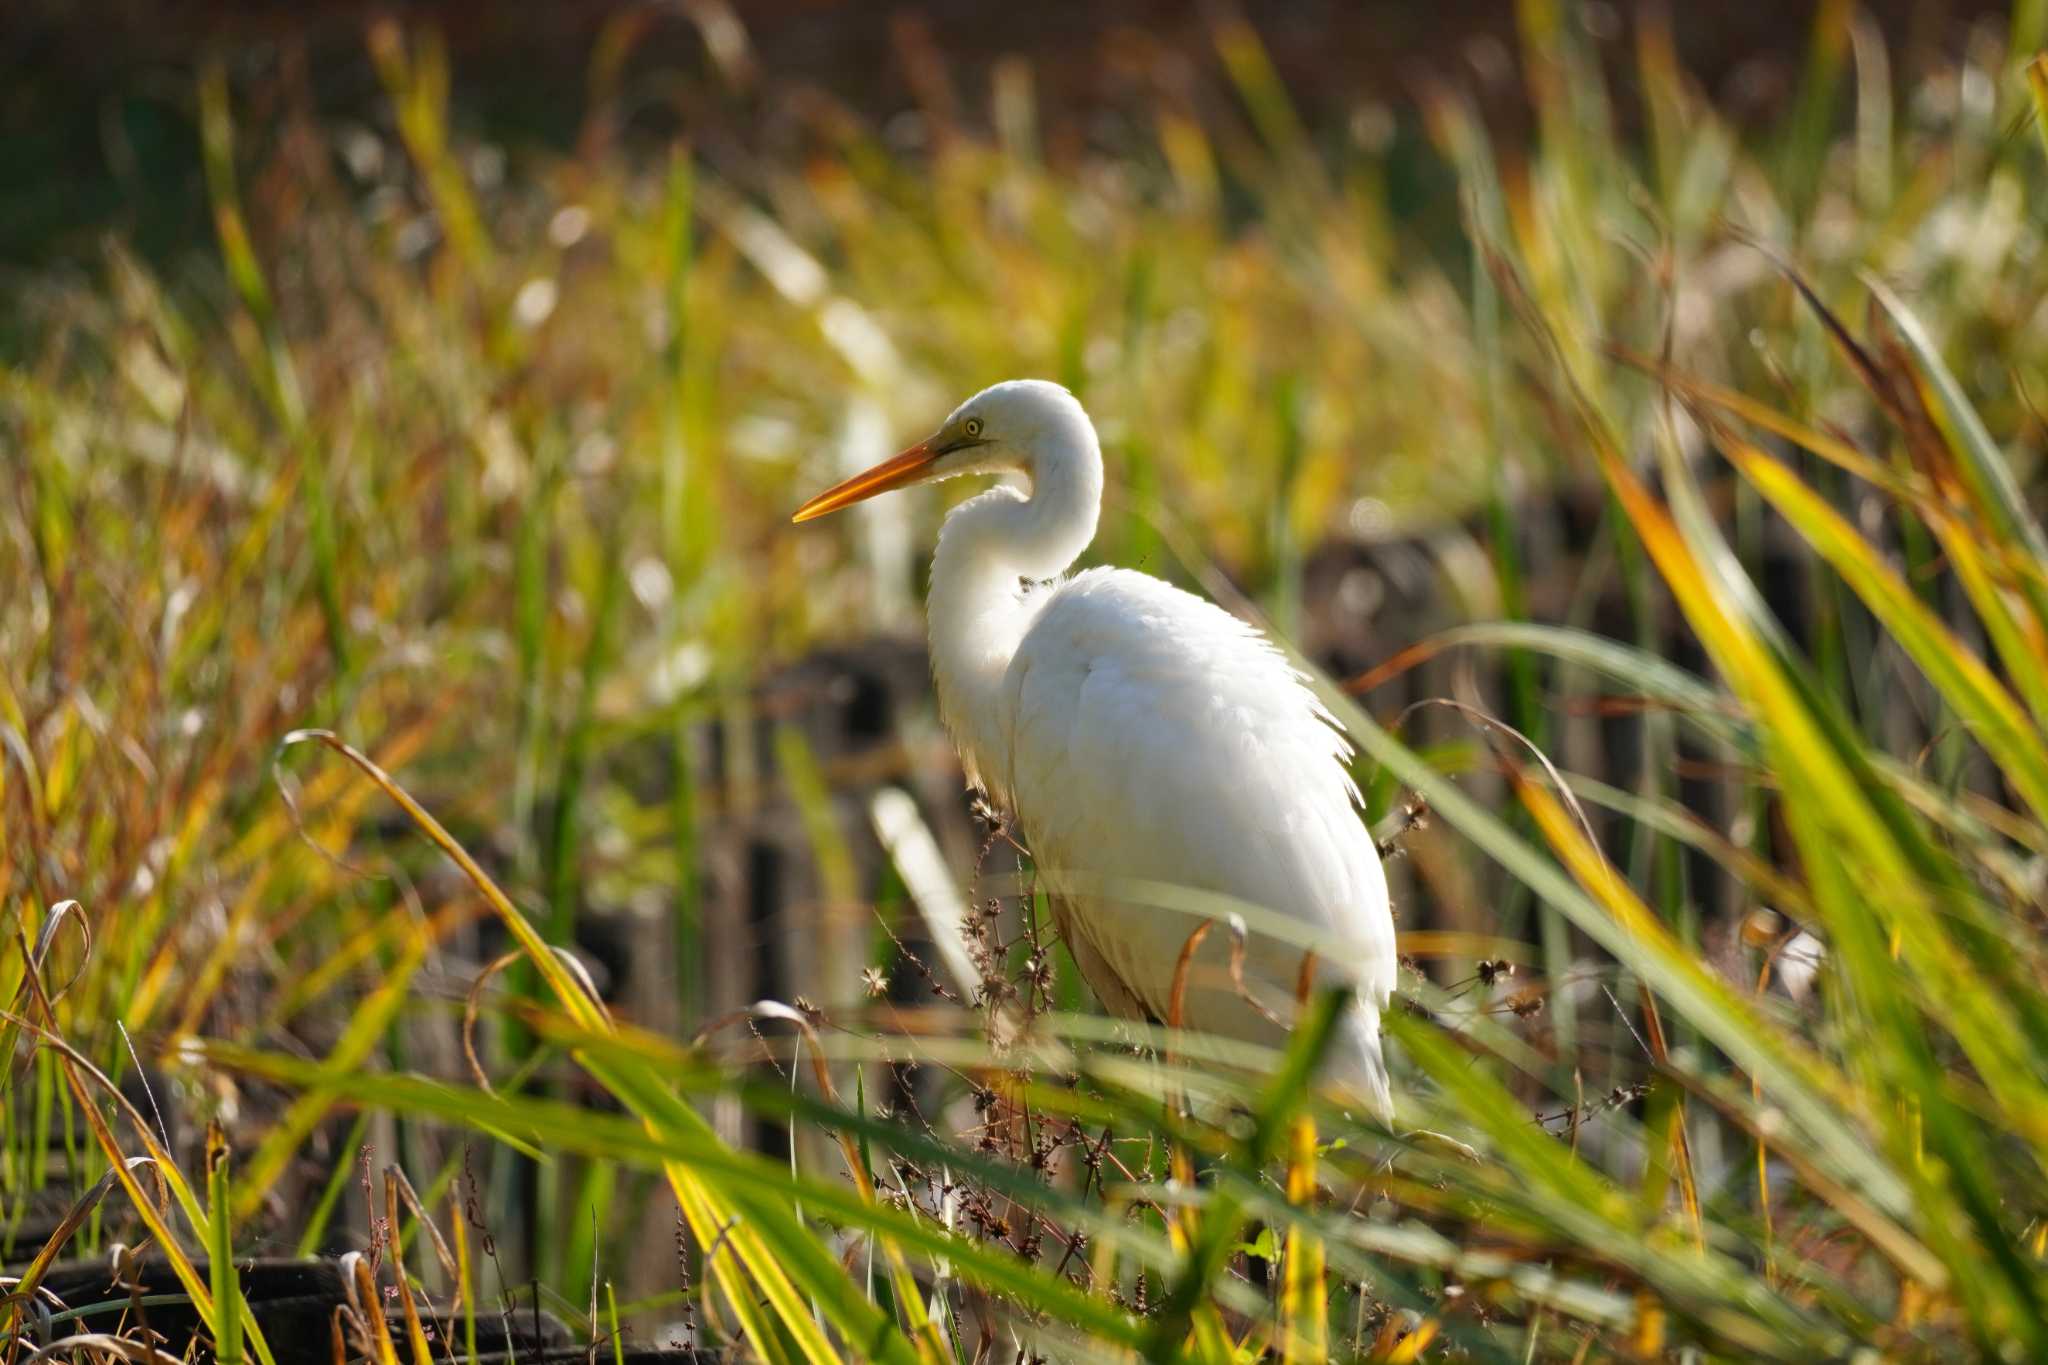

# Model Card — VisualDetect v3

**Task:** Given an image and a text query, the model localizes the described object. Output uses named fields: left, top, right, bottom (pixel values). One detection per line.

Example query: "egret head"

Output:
left=791, top=379, right=1092, bottom=523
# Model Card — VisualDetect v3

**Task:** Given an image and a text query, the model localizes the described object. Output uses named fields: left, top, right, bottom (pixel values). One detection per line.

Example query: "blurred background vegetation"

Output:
left=6, top=2, right=2048, bottom=1361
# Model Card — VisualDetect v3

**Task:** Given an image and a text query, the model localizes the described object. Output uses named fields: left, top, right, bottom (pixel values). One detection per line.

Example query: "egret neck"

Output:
left=924, top=402, right=1103, bottom=799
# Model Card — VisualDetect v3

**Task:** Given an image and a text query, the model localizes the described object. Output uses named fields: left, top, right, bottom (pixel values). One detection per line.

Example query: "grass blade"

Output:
left=1719, top=429, right=2048, bottom=826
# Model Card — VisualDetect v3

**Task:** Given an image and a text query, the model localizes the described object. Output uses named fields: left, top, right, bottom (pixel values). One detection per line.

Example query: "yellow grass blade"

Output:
left=1720, top=432, right=2048, bottom=826
left=1279, top=1114, right=1328, bottom=1365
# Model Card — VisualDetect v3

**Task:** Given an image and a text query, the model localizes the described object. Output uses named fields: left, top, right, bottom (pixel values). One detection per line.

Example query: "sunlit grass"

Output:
left=6, top=3, right=2048, bottom=1360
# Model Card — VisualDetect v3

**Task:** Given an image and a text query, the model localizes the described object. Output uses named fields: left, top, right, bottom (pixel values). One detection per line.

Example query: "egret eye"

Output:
left=963, top=417, right=984, bottom=438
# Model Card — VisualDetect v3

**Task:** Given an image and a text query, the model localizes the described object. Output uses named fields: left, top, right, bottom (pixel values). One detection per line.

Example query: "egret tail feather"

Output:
left=1327, top=1005, right=1394, bottom=1125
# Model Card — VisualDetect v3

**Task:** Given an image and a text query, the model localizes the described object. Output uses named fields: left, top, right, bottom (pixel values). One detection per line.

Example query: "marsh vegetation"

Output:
left=6, top=5, right=2048, bottom=1361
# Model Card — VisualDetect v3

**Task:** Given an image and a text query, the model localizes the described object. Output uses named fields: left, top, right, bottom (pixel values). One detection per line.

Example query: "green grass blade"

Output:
left=1863, top=274, right=2048, bottom=566
left=1721, top=433, right=2048, bottom=826
left=207, top=1126, right=244, bottom=1365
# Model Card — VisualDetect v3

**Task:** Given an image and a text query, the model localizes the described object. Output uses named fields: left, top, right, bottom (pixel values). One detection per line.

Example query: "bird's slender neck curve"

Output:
left=925, top=415, right=1103, bottom=799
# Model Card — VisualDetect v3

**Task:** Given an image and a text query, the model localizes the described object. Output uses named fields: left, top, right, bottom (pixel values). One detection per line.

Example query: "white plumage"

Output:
left=794, top=380, right=1397, bottom=1117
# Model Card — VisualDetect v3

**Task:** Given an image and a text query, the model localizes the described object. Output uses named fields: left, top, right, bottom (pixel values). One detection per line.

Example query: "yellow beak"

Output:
left=791, top=440, right=938, bottom=523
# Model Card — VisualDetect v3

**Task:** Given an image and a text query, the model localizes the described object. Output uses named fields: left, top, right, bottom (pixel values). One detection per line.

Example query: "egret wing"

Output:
left=1002, top=568, right=1396, bottom=1104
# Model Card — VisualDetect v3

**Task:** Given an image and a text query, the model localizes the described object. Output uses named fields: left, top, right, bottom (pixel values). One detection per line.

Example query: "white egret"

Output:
left=794, top=380, right=1396, bottom=1117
